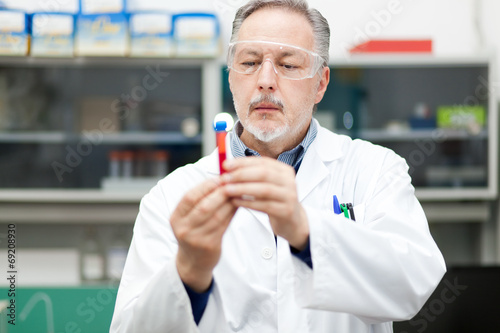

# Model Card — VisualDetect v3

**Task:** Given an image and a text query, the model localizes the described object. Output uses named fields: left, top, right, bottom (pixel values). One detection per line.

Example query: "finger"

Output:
left=222, top=156, right=260, bottom=171
left=224, top=182, right=287, bottom=201
left=231, top=197, right=279, bottom=211
left=187, top=186, right=232, bottom=226
left=193, top=201, right=238, bottom=236
left=230, top=198, right=293, bottom=221
left=181, top=201, right=237, bottom=250
left=174, top=178, right=221, bottom=218
left=224, top=166, right=286, bottom=185
left=223, top=159, right=293, bottom=185
left=223, top=156, right=282, bottom=173
left=174, top=191, right=235, bottom=247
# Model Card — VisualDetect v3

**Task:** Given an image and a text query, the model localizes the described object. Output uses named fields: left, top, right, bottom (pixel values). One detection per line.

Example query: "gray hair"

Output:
left=230, top=0, right=330, bottom=67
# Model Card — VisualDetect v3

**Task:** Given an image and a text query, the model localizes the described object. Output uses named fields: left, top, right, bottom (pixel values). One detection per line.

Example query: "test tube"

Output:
left=121, top=151, right=134, bottom=178
left=152, top=150, right=169, bottom=178
left=214, top=121, right=227, bottom=174
left=135, top=150, right=148, bottom=177
left=108, top=150, right=121, bottom=178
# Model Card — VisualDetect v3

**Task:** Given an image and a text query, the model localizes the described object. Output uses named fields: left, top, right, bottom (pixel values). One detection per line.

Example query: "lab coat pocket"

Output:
left=353, top=203, right=365, bottom=224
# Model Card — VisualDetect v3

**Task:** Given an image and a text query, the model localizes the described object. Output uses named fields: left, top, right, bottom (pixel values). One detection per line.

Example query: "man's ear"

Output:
left=314, top=66, right=330, bottom=104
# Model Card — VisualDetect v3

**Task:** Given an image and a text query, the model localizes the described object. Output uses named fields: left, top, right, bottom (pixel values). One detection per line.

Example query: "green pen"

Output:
left=340, top=204, right=349, bottom=218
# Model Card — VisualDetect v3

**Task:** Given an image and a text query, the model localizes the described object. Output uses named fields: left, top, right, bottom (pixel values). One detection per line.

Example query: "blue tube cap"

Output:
left=215, top=120, right=227, bottom=131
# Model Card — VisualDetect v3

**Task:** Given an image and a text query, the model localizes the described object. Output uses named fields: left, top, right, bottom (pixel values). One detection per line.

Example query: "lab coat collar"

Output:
left=205, top=120, right=346, bottom=192
left=309, top=119, right=345, bottom=162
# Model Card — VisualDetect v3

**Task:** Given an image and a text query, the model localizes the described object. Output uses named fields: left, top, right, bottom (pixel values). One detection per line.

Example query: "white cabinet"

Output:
left=0, top=57, right=221, bottom=203
left=328, top=55, right=497, bottom=201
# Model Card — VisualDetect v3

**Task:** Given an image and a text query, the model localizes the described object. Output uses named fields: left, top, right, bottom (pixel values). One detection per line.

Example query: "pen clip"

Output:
left=340, top=204, right=349, bottom=219
left=346, top=203, right=356, bottom=221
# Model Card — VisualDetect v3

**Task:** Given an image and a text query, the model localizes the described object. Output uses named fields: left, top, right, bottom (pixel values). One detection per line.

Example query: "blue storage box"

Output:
left=75, top=13, right=129, bottom=56
left=0, top=9, right=29, bottom=56
left=31, top=13, right=75, bottom=57
left=172, top=13, right=220, bottom=57
left=129, top=12, right=173, bottom=57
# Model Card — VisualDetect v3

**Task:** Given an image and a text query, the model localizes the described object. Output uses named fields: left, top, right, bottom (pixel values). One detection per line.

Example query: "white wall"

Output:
left=212, top=0, right=499, bottom=98
left=213, top=0, right=480, bottom=56
left=319, top=0, right=479, bottom=58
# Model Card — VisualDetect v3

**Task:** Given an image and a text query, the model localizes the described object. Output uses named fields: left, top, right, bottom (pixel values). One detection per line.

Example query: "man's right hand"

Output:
left=171, top=178, right=237, bottom=292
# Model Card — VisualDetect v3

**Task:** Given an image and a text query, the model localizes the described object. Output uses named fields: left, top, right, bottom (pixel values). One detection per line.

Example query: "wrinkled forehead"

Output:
left=237, top=7, right=315, bottom=52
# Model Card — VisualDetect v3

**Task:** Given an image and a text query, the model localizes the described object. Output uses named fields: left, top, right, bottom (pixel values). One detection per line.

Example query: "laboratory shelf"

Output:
left=0, top=131, right=202, bottom=144
left=330, top=53, right=493, bottom=68
left=0, top=189, right=145, bottom=203
left=97, top=132, right=202, bottom=144
left=0, top=186, right=493, bottom=205
left=415, top=188, right=496, bottom=201
left=0, top=131, right=68, bottom=144
left=0, top=189, right=489, bottom=224
left=357, top=128, right=488, bottom=142
left=0, top=55, right=217, bottom=68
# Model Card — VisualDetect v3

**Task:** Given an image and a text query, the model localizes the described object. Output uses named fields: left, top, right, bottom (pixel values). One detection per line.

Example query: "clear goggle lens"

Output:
left=227, top=41, right=323, bottom=80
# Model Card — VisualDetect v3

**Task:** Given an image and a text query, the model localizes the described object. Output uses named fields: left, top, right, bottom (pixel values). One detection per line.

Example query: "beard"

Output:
left=233, top=93, right=314, bottom=143
left=243, top=94, right=287, bottom=142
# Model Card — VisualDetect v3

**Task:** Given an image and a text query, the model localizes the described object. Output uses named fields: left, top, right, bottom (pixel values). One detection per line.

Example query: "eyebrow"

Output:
left=239, top=49, right=261, bottom=57
left=279, top=51, right=297, bottom=57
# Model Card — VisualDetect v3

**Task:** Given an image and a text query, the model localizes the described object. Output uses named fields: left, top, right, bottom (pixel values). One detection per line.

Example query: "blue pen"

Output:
left=333, top=195, right=341, bottom=214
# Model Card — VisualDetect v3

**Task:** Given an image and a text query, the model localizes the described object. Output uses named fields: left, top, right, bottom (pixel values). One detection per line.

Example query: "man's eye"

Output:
left=281, top=63, right=299, bottom=71
left=241, top=61, right=257, bottom=67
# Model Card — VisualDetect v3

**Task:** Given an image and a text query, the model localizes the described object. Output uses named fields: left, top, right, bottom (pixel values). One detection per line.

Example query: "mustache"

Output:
left=249, top=94, right=284, bottom=111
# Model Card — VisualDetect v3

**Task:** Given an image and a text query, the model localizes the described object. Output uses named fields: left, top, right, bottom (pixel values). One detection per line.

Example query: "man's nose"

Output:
left=257, top=59, right=278, bottom=92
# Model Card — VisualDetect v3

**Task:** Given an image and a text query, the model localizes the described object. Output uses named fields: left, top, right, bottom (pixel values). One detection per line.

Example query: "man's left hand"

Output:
left=222, top=157, right=309, bottom=250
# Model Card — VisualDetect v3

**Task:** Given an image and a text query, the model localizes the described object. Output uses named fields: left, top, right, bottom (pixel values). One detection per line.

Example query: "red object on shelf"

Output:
left=350, top=39, right=432, bottom=53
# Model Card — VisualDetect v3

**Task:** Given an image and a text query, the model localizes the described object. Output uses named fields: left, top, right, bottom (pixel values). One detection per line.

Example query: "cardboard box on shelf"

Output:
left=0, top=10, right=29, bottom=56
left=129, top=12, right=173, bottom=58
left=437, top=105, right=485, bottom=130
left=75, top=13, right=129, bottom=56
left=31, top=13, right=75, bottom=57
left=172, top=13, right=220, bottom=57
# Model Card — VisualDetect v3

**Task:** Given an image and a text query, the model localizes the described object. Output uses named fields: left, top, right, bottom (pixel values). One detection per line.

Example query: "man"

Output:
left=110, top=1, right=446, bottom=332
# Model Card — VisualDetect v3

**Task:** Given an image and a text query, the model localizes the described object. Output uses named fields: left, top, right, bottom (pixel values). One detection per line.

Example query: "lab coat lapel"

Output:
left=296, top=145, right=329, bottom=202
left=296, top=127, right=343, bottom=202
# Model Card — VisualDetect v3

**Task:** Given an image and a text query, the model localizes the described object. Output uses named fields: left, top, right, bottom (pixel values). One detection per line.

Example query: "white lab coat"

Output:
left=110, top=120, right=446, bottom=333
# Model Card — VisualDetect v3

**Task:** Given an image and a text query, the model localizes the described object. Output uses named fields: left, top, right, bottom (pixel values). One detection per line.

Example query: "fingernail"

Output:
left=241, top=194, right=255, bottom=201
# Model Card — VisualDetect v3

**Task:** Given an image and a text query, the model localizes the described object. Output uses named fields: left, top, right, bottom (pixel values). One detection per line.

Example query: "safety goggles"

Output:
left=227, top=40, right=324, bottom=80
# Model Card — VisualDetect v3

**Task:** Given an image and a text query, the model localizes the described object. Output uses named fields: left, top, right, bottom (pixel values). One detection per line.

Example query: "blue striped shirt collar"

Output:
left=230, top=118, right=318, bottom=172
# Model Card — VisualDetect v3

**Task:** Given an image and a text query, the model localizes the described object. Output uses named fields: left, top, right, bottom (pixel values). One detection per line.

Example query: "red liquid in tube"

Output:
left=215, top=121, right=227, bottom=174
